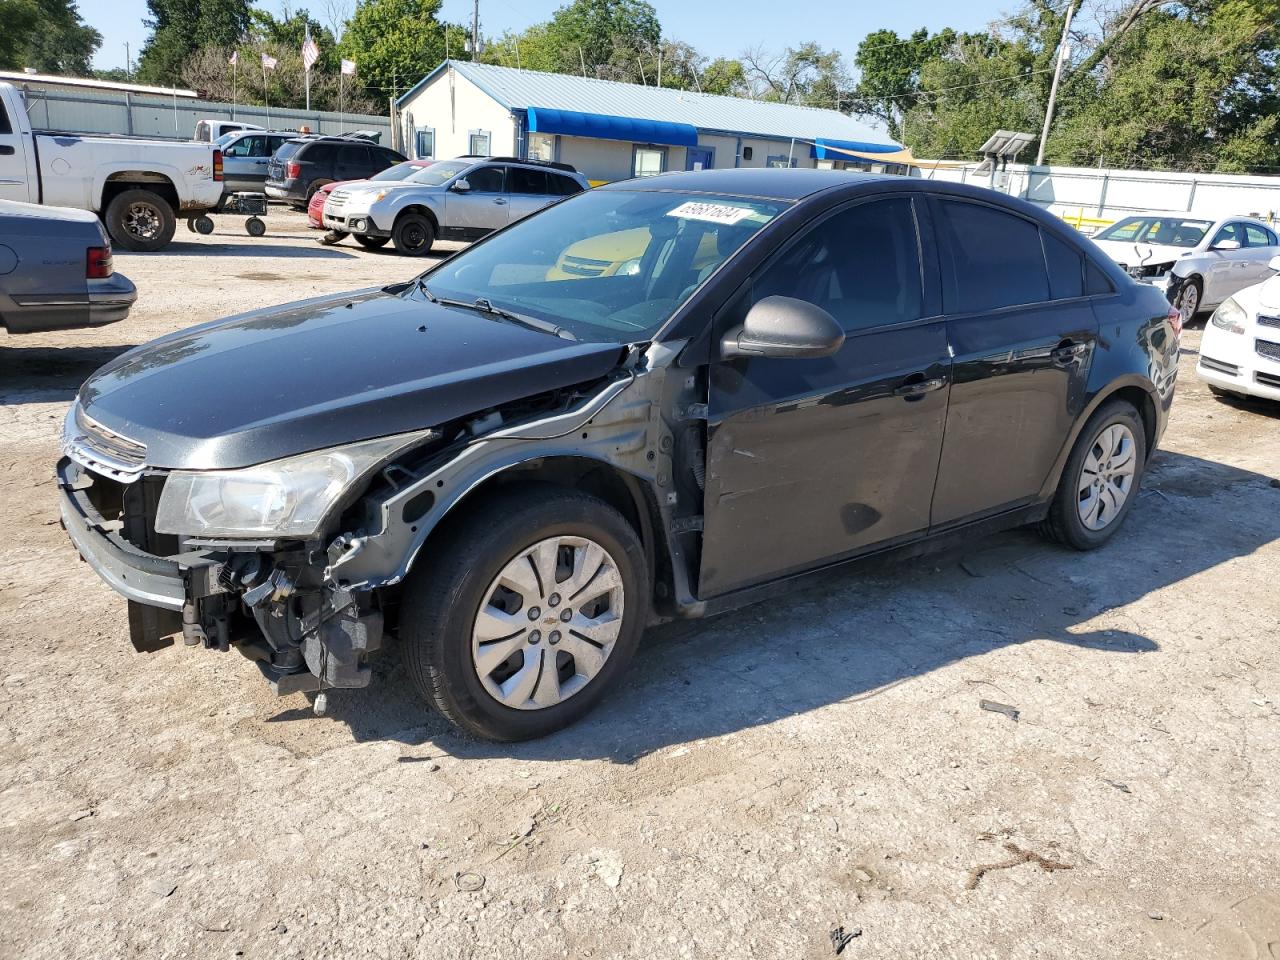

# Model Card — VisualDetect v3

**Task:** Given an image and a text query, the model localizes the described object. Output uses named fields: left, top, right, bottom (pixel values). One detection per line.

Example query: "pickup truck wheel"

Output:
left=105, top=189, right=176, bottom=252
left=400, top=486, right=648, bottom=741
left=354, top=235, right=389, bottom=250
left=393, top=214, right=435, bottom=256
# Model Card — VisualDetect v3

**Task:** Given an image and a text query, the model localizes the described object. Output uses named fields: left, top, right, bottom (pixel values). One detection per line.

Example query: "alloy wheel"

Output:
left=471, top=536, right=624, bottom=711
left=1178, top=283, right=1199, bottom=323
left=124, top=202, right=162, bottom=240
left=1077, top=423, right=1137, bottom=531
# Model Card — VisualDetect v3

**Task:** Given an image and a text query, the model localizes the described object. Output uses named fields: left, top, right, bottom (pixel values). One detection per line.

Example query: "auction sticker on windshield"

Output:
left=666, top=201, right=755, bottom=225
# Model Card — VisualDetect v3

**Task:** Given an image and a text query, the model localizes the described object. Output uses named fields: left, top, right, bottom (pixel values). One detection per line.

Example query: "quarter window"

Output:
left=548, top=173, right=584, bottom=196
left=1042, top=231, right=1084, bottom=300
left=1244, top=224, right=1275, bottom=248
left=753, top=197, right=924, bottom=333
left=935, top=199, right=1050, bottom=312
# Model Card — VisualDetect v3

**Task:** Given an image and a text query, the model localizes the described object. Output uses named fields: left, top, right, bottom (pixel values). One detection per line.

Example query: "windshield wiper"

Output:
left=418, top=282, right=575, bottom=340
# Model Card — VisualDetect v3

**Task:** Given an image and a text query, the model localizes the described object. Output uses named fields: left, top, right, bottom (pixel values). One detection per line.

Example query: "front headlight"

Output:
left=1210, top=297, right=1248, bottom=335
left=154, top=431, right=435, bottom=538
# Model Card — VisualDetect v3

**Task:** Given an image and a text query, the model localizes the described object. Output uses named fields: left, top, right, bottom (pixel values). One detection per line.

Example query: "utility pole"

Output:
left=471, top=0, right=480, bottom=60
left=1035, top=0, right=1075, bottom=167
left=124, top=42, right=130, bottom=80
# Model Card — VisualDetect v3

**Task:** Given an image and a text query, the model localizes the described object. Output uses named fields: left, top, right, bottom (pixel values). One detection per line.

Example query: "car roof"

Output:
left=599, top=168, right=883, bottom=201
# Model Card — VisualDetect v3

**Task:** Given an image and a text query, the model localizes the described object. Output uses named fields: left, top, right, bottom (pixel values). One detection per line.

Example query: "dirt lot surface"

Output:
left=1, top=209, right=1278, bottom=959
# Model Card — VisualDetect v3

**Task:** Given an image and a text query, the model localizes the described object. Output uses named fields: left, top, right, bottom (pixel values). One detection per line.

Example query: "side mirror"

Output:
left=1270, top=254, right=1280, bottom=273
left=1213, top=238, right=1241, bottom=251
left=721, top=296, right=845, bottom=360
left=451, top=178, right=471, bottom=193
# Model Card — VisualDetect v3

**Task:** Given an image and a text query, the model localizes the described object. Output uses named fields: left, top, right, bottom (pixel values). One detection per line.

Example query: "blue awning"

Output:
left=527, top=107, right=699, bottom=147
left=810, top=138, right=903, bottom=160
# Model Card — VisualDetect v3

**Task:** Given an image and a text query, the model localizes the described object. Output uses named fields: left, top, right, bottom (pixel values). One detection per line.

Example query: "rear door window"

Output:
left=302, top=143, right=336, bottom=165
left=1244, top=224, right=1275, bottom=248
left=508, top=167, right=549, bottom=195
left=935, top=199, right=1050, bottom=312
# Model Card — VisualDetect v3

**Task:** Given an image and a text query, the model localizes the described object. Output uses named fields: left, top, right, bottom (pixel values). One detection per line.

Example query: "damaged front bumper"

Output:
left=57, top=456, right=383, bottom=699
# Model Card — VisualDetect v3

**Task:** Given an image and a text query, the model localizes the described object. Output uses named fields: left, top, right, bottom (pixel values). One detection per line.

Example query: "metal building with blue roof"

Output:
left=395, top=60, right=906, bottom=183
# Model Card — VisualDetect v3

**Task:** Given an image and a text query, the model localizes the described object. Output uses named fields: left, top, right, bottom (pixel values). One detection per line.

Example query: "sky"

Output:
left=82, top=0, right=1013, bottom=74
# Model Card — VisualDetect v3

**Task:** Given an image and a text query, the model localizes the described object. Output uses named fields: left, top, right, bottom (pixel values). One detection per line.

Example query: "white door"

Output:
left=1203, top=221, right=1251, bottom=304
left=0, top=98, right=34, bottom=203
left=1242, top=223, right=1280, bottom=283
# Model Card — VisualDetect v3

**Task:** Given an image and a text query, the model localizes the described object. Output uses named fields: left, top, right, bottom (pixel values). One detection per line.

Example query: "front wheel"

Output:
left=1040, top=400, right=1147, bottom=550
left=104, top=189, right=177, bottom=252
left=392, top=213, right=435, bottom=256
left=1175, top=276, right=1203, bottom=323
left=400, top=487, right=648, bottom=741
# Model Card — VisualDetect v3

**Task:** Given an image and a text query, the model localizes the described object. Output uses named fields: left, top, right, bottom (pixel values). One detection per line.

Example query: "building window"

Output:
left=468, top=130, right=491, bottom=155
left=766, top=154, right=797, bottom=168
left=415, top=128, right=435, bottom=159
left=633, top=146, right=666, bottom=177
left=528, top=133, right=555, bottom=162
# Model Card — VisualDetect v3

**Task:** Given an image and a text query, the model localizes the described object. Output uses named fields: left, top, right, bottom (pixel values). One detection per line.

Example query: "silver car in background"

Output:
left=323, top=157, right=589, bottom=256
left=214, top=130, right=296, bottom=198
left=0, top=200, right=136, bottom=334
left=1091, top=213, right=1280, bottom=320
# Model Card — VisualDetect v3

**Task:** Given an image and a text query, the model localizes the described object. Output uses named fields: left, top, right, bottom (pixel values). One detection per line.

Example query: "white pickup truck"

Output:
left=0, top=82, right=223, bottom=251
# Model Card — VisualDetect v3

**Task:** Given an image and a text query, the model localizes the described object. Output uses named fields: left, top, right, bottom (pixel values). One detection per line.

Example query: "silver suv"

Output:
left=322, top=156, right=589, bottom=256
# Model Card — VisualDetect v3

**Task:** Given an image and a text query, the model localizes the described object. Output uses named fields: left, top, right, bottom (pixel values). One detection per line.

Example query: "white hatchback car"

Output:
left=1091, top=214, right=1280, bottom=321
left=1196, top=254, right=1280, bottom=401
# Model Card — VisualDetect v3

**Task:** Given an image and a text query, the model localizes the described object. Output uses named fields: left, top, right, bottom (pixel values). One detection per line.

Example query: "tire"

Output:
left=354, top=235, right=390, bottom=250
left=1175, top=276, right=1203, bottom=323
left=245, top=217, right=266, bottom=237
left=392, top=213, right=435, bottom=256
left=193, top=215, right=215, bottom=235
left=1039, top=399, right=1147, bottom=551
left=104, top=189, right=176, bottom=252
left=400, top=486, right=649, bottom=741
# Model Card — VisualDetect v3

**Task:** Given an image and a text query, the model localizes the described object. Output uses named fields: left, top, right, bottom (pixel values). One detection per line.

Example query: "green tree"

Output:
left=0, top=0, right=40, bottom=70
left=740, top=42, right=852, bottom=106
left=338, top=0, right=459, bottom=100
left=137, top=0, right=253, bottom=85
left=700, top=57, right=747, bottom=96
left=20, top=0, right=101, bottom=75
left=491, top=0, right=660, bottom=83
left=851, top=28, right=961, bottom=140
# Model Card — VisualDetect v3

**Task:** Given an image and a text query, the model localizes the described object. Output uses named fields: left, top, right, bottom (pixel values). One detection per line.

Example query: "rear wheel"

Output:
left=104, top=189, right=176, bottom=252
left=392, top=213, right=435, bottom=256
left=400, top=487, right=648, bottom=741
left=1040, top=400, right=1147, bottom=550
left=354, top=235, right=390, bottom=250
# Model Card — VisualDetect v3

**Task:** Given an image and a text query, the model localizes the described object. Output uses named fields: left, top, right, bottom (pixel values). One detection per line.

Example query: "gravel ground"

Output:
left=1, top=208, right=1278, bottom=959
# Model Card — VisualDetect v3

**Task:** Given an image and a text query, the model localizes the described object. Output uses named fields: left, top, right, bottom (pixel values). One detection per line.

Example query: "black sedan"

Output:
left=58, top=170, right=1179, bottom=740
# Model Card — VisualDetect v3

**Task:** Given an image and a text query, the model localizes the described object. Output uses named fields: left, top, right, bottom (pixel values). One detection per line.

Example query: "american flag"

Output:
left=340, top=59, right=356, bottom=76
left=261, top=53, right=277, bottom=70
left=302, top=36, right=320, bottom=72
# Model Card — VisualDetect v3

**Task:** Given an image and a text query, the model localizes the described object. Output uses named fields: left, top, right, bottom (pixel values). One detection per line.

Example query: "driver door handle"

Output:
left=493, top=197, right=508, bottom=205
left=1051, top=340, right=1089, bottom=364
left=893, top=376, right=946, bottom=399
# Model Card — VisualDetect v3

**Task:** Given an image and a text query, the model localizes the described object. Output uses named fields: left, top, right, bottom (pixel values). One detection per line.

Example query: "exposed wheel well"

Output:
left=101, top=174, right=179, bottom=213
left=417, top=457, right=668, bottom=612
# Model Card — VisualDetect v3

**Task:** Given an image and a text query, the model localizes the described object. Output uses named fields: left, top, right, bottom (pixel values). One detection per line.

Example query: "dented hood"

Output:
left=77, top=287, right=626, bottom=470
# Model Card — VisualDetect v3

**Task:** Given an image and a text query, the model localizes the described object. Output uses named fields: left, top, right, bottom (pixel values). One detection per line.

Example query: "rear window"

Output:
left=195, top=120, right=211, bottom=141
left=936, top=199, right=1050, bottom=312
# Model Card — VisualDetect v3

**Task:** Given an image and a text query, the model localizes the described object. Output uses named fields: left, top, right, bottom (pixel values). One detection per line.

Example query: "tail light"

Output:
left=213, top=149, right=223, bottom=182
left=1167, top=305, right=1183, bottom=337
left=286, top=161, right=301, bottom=179
left=86, top=245, right=113, bottom=279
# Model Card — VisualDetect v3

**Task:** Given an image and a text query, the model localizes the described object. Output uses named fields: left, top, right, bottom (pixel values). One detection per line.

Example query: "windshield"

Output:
left=421, top=189, right=787, bottom=342
left=1095, top=216, right=1212, bottom=247
left=371, top=162, right=425, bottom=182
left=403, top=160, right=469, bottom=185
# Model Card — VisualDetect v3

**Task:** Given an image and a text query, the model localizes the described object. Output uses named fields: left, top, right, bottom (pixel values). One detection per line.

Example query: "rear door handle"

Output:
left=1051, top=340, right=1089, bottom=364
left=493, top=197, right=508, bottom=205
left=893, top=377, right=946, bottom=399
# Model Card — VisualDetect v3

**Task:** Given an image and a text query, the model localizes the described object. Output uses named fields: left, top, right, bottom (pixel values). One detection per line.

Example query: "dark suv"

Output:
left=58, top=171, right=1180, bottom=741
left=265, top=137, right=406, bottom=210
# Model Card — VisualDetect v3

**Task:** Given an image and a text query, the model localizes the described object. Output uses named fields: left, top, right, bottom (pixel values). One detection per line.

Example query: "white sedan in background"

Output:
left=1091, top=214, right=1280, bottom=321
left=1196, top=253, right=1280, bottom=402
